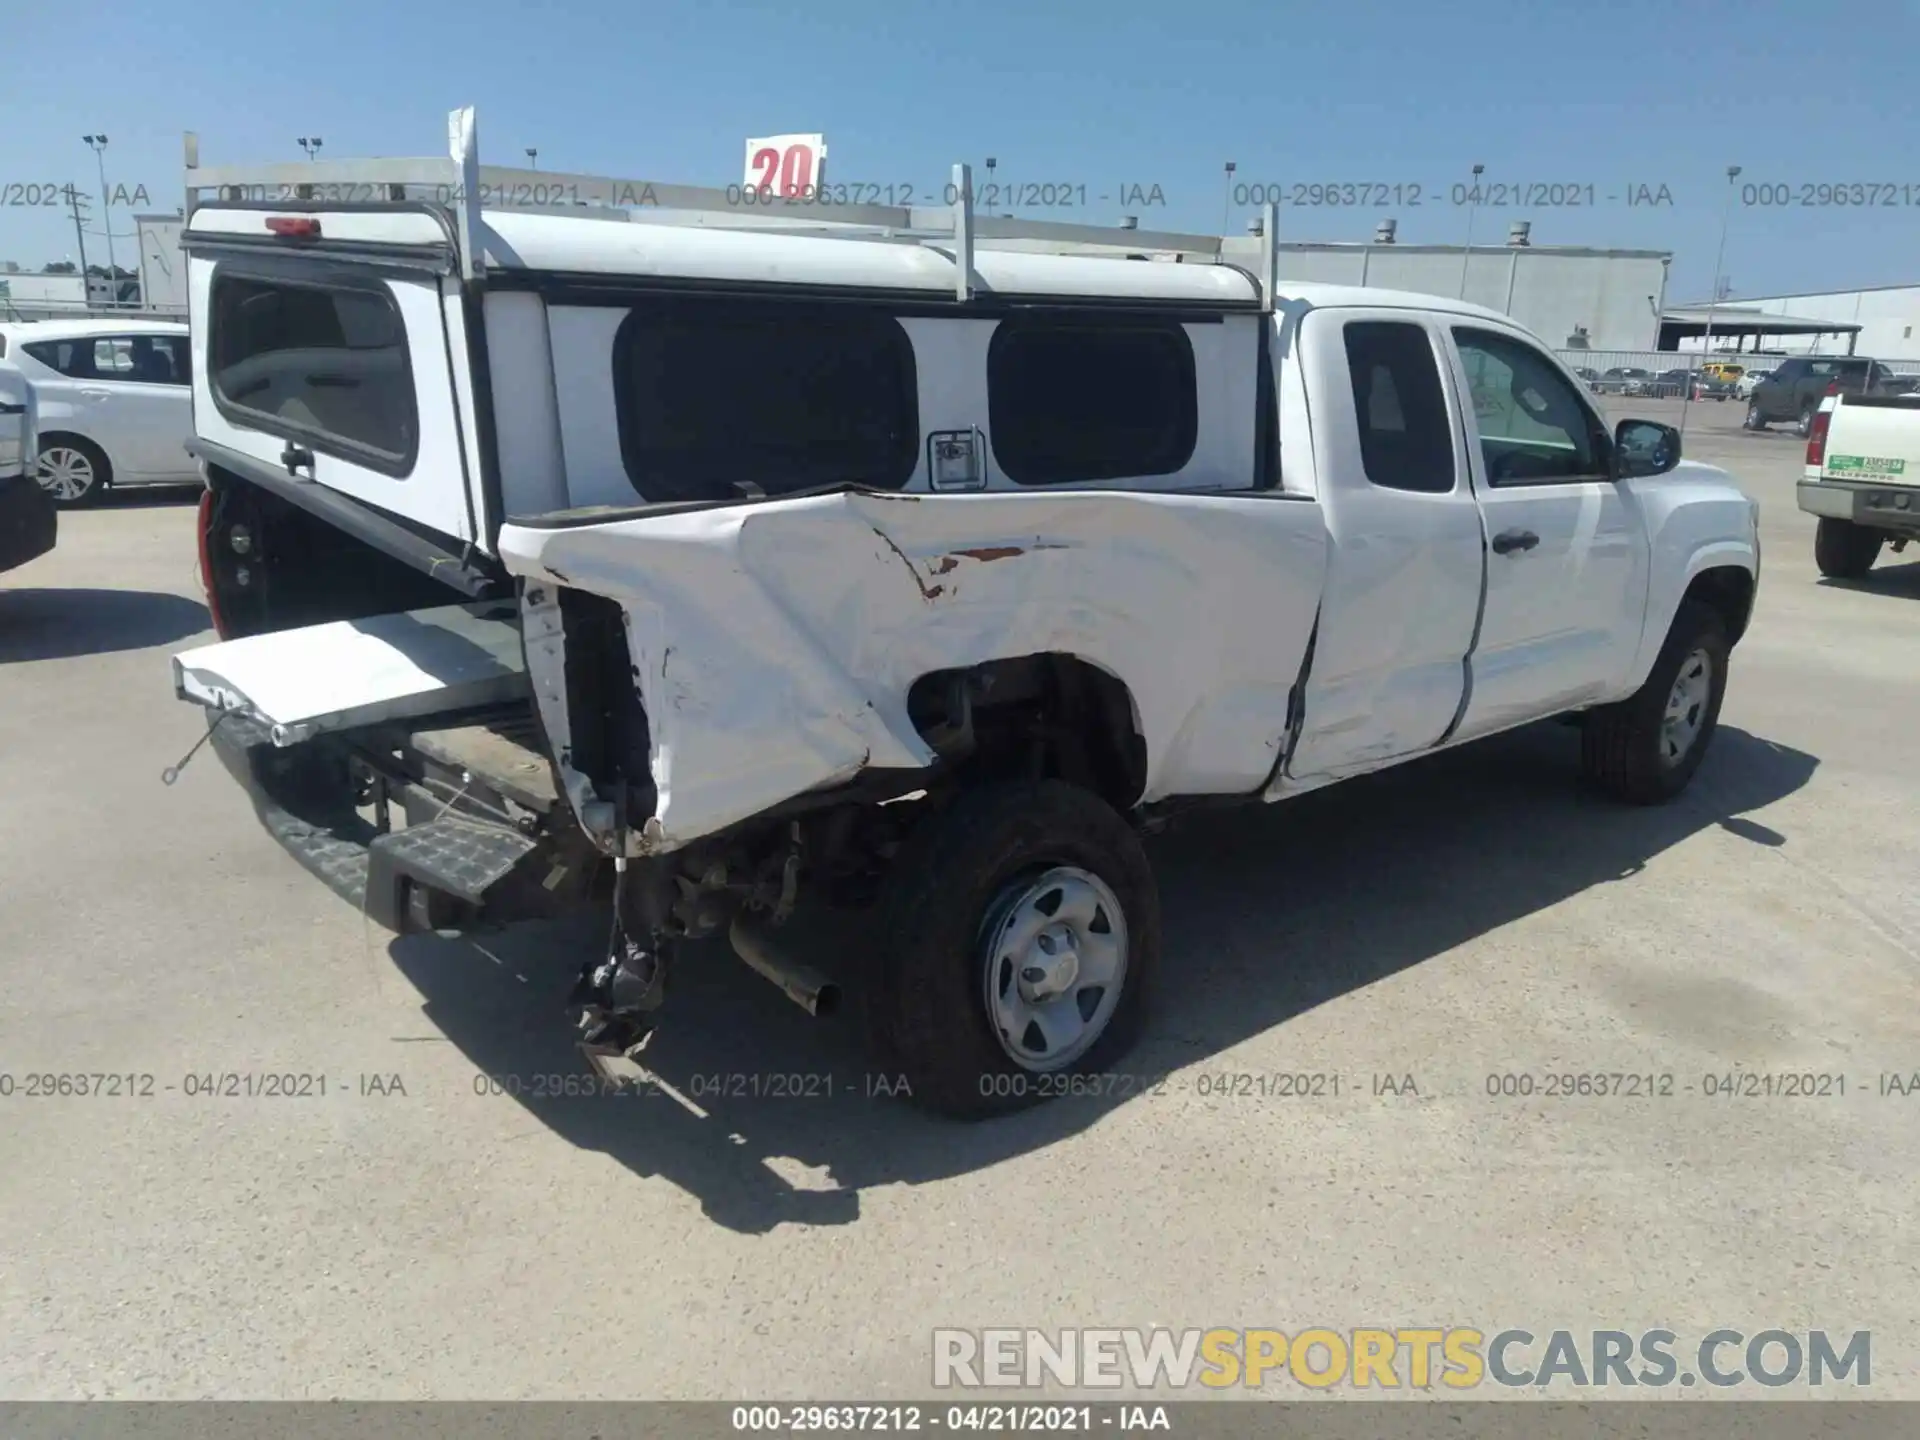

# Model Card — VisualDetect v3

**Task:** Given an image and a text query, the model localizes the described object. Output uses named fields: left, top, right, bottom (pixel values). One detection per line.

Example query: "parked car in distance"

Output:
left=1702, top=361, right=1745, bottom=384
left=1745, top=356, right=1900, bottom=437
left=1598, top=366, right=1653, bottom=395
left=1651, top=367, right=1696, bottom=399
left=0, top=319, right=196, bottom=507
left=1571, top=365, right=1601, bottom=391
left=0, top=352, right=56, bottom=574
left=1735, top=368, right=1773, bottom=399
left=1692, top=372, right=1735, bottom=402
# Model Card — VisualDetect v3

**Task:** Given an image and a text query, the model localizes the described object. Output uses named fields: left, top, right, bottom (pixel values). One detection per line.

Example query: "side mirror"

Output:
left=1615, top=419, right=1681, bottom=479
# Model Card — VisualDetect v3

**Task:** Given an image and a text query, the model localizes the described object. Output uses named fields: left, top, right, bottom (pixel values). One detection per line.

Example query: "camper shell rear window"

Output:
left=209, top=271, right=419, bottom=477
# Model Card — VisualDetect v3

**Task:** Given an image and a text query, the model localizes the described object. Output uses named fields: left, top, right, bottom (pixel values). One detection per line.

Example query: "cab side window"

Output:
left=1341, top=321, right=1455, bottom=494
left=1452, top=328, right=1610, bottom=486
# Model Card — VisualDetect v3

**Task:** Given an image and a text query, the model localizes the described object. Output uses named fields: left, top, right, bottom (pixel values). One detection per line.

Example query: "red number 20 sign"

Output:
left=743, top=134, right=827, bottom=199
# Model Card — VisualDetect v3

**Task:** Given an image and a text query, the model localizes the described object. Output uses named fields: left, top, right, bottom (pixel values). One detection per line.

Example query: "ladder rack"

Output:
left=184, top=107, right=1280, bottom=308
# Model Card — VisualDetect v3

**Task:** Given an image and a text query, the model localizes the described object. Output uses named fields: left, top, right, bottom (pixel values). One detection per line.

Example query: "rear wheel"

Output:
left=1580, top=600, right=1729, bottom=805
left=37, top=437, right=109, bottom=506
left=1797, top=404, right=1817, bottom=438
left=1814, top=517, right=1884, bottom=579
left=869, top=780, right=1159, bottom=1120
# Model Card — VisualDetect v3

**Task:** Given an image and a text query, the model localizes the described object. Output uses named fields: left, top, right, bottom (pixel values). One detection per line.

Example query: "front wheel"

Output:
left=1813, top=517, right=1884, bottom=579
left=868, top=781, right=1160, bottom=1119
left=1743, top=401, right=1767, bottom=431
left=1580, top=599, right=1729, bottom=805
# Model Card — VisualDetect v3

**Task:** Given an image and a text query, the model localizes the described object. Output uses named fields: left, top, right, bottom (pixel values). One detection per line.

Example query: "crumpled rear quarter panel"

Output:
left=498, top=489, right=1327, bottom=850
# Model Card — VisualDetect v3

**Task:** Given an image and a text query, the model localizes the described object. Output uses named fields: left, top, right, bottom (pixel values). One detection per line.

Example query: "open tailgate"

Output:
left=173, top=600, right=528, bottom=746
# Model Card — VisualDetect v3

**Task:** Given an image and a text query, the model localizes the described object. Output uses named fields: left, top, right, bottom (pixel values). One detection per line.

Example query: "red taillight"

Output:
left=265, top=215, right=321, bottom=237
left=1806, top=409, right=1832, bottom=467
left=196, top=489, right=229, bottom=638
left=1825, top=381, right=1840, bottom=396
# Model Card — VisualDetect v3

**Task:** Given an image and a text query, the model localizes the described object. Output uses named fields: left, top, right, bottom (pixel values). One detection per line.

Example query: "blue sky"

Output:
left=3, top=0, right=1916, bottom=302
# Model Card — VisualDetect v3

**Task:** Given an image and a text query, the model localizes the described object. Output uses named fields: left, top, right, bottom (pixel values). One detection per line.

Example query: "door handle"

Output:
left=79, top=387, right=113, bottom=400
left=1491, top=528, right=1539, bottom=555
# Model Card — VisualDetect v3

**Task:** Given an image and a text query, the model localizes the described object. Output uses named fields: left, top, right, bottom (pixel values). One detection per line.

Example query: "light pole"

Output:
left=984, top=157, right=997, bottom=216
left=525, top=148, right=538, bottom=171
left=82, top=135, right=118, bottom=303
left=298, top=136, right=323, bottom=162
left=1222, top=161, right=1236, bottom=233
left=1684, top=164, right=1741, bottom=438
left=1457, top=162, right=1485, bottom=299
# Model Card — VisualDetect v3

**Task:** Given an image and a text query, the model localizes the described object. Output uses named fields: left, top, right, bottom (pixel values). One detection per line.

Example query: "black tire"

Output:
left=1797, top=404, right=1816, bottom=439
left=1814, top=517, right=1884, bottom=579
left=868, top=780, right=1160, bottom=1120
left=1580, top=599, right=1729, bottom=805
left=1743, top=401, right=1767, bottom=431
left=35, top=435, right=111, bottom=507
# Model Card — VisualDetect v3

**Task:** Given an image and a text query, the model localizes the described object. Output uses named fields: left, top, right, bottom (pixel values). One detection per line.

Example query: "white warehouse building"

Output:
left=1694, top=284, right=1920, bottom=361
left=1269, top=238, right=1671, bottom=352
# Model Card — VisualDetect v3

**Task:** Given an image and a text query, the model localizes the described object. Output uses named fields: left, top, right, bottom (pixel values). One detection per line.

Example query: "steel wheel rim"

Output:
left=1661, top=647, right=1713, bottom=766
left=38, top=447, right=95, bottom=501
left=980, top=866, right=1128, bottom=1071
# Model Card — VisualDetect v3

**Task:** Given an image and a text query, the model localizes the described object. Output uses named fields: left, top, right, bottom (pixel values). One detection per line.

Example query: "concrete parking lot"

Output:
left=2, top=398, right=1917, bottom=1401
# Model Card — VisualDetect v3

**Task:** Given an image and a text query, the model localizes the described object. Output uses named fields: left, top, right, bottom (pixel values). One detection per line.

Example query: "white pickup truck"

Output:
left=1799, top=389, right=1920, bottom=577
left=168, top=112, right=1761, bottom=1118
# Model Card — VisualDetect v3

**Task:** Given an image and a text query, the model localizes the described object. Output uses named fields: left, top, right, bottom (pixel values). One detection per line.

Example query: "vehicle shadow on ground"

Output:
left=386, top=721, right=1816, bottom=1234
left=1817, top=556, right=1920, bottom=599
left=0, top=586, right=209, bottom=662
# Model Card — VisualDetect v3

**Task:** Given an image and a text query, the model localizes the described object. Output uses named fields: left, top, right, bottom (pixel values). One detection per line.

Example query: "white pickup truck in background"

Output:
left=1800, top=390, right=1920, bottom=578
left=166, top=113, right=1763, bottom=1118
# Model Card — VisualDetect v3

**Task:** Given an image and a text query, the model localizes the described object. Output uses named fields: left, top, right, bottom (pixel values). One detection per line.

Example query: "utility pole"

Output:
left=525, top=148, right=538, bottom=170
left=64, top=184, right=91, bottom=290
left=1222, top=161, right=1236, bottom=233
left=82, top=135, right=118, bottom=301
left=1684, top=165, right=1741, bottom=439
left=1458, top=162, right=1485, bottom=299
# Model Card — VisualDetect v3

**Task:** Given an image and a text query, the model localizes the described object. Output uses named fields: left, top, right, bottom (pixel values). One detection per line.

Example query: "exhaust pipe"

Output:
left=729, top=915, right=841, bottom=1017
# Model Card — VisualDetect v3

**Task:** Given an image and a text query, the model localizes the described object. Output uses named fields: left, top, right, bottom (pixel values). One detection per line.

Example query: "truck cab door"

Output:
left=1281, top=311, right=1486, bottom=785
left=1443, top=325, right=1649, bottom=740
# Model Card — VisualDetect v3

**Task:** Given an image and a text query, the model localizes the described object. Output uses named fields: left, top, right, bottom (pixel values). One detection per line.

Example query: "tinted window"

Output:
left=210, top=273, right=416, bottom=473
left=1342, top=321, right=1455, bottom=493
left=614, top=296, right=917, bottom=503
left=987, top=316, right=1196, bottom=485
left=1453, top=327, right=1608, bottom=485
left=23, top=338, right=101, bottom=378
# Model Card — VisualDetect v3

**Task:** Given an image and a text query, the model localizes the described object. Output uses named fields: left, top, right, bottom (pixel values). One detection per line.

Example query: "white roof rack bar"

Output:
left=183, top=108, right=1282, bottom=309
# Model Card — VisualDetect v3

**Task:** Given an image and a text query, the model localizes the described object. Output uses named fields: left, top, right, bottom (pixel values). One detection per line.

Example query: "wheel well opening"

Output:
left=1685, top=566, right=1755, bottom=647
left=906, top=654, right=1147, bottom=811
left=34, top=431, right=110, bottom=481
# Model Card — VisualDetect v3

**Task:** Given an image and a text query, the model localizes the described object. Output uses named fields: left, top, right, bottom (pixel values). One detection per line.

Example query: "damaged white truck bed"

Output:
left=170, top=110, right=1760, bottom=1118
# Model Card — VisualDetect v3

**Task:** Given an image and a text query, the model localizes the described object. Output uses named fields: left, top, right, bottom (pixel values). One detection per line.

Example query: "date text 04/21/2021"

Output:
left=1231, top=182, right=1674, bottom=208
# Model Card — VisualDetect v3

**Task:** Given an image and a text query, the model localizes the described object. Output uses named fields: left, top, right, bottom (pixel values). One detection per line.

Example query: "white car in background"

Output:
left=1735, top=368, right=1773, bottom=400
left=0, top=319, right=196, bottom=506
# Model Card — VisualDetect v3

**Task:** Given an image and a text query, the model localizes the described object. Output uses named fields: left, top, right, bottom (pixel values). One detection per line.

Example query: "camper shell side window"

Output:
left=611, top=294, right=920, bottom=504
